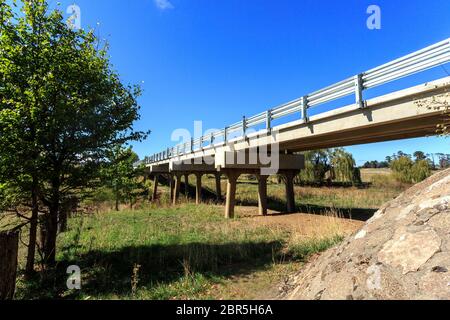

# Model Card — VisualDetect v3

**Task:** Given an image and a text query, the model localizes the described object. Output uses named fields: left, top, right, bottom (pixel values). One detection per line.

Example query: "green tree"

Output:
left=101, top=145, right=143, bottom=211
left=0, top=0, right=47, bottom=275
left=330, top=148, right=361, bottom=185
left=413, top=151, right=427, bottom=162
left=0, top=0, right=147, bottom=266
left=298, top=149, right=331, bottom=184
left=390, top=156, right=431, bottom=184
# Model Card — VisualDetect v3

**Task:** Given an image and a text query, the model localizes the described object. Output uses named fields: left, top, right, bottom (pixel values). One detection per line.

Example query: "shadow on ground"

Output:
left=237, top=197, right=377, bottom=222
left=18, top=241, right=284, bottom=299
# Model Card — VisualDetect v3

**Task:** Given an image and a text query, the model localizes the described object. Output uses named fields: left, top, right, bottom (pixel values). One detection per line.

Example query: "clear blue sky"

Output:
left=54, top=0, right=449, bottom=165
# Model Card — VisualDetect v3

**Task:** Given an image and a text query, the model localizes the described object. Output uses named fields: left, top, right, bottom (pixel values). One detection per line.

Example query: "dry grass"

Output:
left=12, top=170, right=409, bottom=300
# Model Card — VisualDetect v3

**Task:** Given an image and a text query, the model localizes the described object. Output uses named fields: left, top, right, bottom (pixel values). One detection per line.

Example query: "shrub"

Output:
left=411, top=160, right=431, bottom=183
left=390, top=157, right=431, bottom=183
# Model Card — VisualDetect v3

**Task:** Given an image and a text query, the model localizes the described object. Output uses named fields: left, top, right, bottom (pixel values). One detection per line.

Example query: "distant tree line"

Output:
left=362, top=151, right=450, bottom=170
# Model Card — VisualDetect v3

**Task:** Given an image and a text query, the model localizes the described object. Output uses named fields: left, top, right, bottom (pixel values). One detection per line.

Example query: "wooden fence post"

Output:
left=0, top=230, right=19, bottom=300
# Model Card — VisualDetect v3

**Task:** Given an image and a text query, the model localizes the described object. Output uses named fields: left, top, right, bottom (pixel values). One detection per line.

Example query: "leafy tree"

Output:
left=390, top=156, right=431, bottom=183
left=101, top=145, right=144, bottom=211
left=298, top=149, right=331, bottom=184
left=299, top=148, right=361, bottom=185
left=413, top=151, right=427, bottom=162
left=0, top=0, right=147, bottom=266
left=438, top=154, right=450, bottom=169
left=330, top=148, right=361, bottom=185
left=0, top=0, right=47, bottom=275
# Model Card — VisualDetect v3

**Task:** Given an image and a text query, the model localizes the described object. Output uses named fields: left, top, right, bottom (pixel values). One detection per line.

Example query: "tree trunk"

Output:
left=59, top=210, right=67, bottom=233
left=42, top=181, right=60, bottom=267
left=0, top=230, right=19, bottom=300
left=25, top=178, right=39, bottom=277
left=42, top=206, right=58, bottom=267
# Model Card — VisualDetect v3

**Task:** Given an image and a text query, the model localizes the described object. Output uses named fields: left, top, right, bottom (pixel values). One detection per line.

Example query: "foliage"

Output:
left=101, top=145, right=144, bottom=210
left=298, top=149, right=331, bottom=184
left=330, top=148, right=361, bottom=185
left=298, top=149, right=361, bottom=185
left=362, top=160, right=389, bottom=169
left=390, top=156, right=431, bottom=184
left=0, top=0, right=148, bottom=266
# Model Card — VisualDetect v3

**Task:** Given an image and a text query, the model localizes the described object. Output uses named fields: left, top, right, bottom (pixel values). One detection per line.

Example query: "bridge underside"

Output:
left=146, top=77, right=450, bottom=219
left=281, top=112, right=444, bottom=152
left=148, top=154, right=305, bottom=218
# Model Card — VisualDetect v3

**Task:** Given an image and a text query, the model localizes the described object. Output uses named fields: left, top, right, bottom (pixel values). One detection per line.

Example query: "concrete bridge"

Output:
left=143, top=39, right=450, bottom=219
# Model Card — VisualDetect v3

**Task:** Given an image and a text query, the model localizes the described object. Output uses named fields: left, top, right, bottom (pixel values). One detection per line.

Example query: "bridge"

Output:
left=142, top=38, right=450, bottom=219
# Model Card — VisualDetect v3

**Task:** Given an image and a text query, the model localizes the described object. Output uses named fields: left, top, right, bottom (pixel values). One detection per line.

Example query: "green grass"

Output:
left=13, top=172, right=407, bottom=300
left=16, top=204, right=340, bottom=300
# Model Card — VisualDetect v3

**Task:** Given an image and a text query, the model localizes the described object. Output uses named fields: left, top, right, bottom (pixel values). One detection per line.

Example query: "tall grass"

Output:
left=15, top=204, right=348, bottom=300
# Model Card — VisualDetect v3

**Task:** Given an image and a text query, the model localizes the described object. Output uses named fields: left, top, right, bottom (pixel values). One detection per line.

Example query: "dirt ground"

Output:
left=236, top=206, right=364, bottom=237
left=209, top=205, right=365, bottom=300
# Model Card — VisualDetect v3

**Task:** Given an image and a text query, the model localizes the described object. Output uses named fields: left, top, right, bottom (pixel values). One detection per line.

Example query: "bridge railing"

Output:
left=145, top=38, right=450, bottom=165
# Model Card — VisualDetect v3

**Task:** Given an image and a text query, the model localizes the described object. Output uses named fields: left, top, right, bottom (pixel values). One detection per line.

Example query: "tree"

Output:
left=101, top=145, right=143, bottom=211
left=299, top=148, right=361, bottom=185
left=413, top=151, right=427, bottom=162
left=330, top=148, right=361, bottom=185
left=390, top=156, right=431, bottom=183
left=298, top=149, right=331, bottom=184
left=0, top=0, right=148, bottom=266
left=0, top=0, right=46, bottom=275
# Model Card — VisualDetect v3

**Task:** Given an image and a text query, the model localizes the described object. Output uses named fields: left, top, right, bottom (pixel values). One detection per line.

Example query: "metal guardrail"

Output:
left=145, top=38, right=450, bottom=164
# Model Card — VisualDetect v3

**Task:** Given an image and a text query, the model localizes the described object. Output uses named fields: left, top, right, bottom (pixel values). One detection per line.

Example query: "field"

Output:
left=12, top=169, right=408, bottom=300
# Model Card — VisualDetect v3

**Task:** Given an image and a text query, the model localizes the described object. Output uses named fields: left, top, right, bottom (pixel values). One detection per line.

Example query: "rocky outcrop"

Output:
left=284, top=169, right=450, bottom=300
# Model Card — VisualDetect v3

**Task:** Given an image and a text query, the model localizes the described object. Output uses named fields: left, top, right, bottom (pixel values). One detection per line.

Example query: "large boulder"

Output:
left=284, top=169, right=450, bottom=300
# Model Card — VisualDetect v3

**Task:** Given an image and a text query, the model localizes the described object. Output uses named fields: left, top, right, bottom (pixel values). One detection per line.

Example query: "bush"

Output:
left=411, top=160, right=431, bottom=183
left=390, top=157, right=431, bottom=184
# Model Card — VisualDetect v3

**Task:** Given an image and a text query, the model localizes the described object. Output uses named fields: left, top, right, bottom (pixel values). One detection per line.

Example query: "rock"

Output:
left=378, top=228, right=441, bottom=274
left=283, top=169, right=450, bottom=300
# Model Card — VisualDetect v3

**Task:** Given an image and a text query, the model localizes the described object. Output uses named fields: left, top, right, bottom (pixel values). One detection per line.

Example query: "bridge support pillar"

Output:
left=195, top=173, right=203, bottom=205
left=224, top=171, right=240, bottom=219
left=151, top=174, right=159, bottom=201
left=184, top=174, right=190, bottom=200
left=173, top=174, right=182, bottom=205
left=257, top=174, right=268, bottom=216
left=215, top=173, right=222, bottom=202
left=168, top=174, right=175, bottom=202
left=283, top=170, right=297, bottom=213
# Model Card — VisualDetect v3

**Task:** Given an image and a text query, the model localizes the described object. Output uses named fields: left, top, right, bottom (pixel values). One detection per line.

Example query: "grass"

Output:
left=12, top=170, right=408, bottom=300
left=14, top=204, right=348, bottom=300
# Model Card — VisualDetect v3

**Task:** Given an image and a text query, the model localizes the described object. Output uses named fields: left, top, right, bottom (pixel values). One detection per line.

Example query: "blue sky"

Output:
left=53, top=0, right=449, bottom=165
